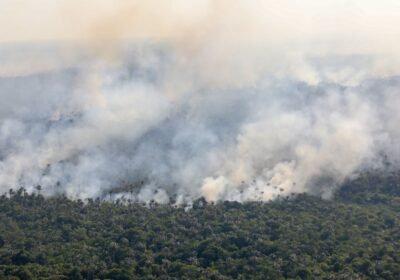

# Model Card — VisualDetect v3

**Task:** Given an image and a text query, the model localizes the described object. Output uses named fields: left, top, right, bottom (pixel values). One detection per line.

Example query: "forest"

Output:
left=0, top=171, right=399, bottom=279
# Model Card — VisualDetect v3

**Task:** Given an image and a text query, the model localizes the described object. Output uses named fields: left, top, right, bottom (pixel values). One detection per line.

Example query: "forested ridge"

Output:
left=0, top=172, right=399, bottom=279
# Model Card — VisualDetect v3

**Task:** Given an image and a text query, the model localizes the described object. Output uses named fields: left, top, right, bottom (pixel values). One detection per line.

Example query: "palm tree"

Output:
left=35, top=185, right=42, bottom=195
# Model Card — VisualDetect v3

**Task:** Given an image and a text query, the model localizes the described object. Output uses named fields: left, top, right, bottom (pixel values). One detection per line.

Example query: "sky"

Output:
left=1, top=0, right=400, bottom=46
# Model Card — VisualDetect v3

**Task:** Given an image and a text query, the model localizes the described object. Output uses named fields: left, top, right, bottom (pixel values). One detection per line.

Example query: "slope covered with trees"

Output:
left=0, top=172, right=399, bottom=279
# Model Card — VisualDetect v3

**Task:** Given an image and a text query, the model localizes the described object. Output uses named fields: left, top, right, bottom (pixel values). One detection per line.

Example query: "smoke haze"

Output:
left=0, top=1, right=400, bottom=203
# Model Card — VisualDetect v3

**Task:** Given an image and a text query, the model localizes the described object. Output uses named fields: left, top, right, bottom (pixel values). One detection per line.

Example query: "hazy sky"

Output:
left=1, top=0, right=400, bottom=48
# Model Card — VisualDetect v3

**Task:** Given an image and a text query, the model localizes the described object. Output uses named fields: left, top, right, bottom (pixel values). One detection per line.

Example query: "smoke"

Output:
left=0, top=1, right=400, bottom=203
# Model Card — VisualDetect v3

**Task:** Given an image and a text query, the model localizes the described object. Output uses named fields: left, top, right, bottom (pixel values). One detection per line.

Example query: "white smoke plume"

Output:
left=0, top=0, right=400, bottom=203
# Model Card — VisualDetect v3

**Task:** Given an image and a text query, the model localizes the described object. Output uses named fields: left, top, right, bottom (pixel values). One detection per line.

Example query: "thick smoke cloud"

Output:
left=0, top=1, right=400, bottom=203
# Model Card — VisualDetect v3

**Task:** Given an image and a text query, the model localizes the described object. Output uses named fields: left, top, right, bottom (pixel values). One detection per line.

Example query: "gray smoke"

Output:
left=1, top=1, right=400, bottom=203
left=0, top=42, right=399, bottom=204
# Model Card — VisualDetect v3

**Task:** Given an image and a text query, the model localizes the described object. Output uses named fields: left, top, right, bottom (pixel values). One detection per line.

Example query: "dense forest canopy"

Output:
left=0, top=171, right=399, bottom=279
